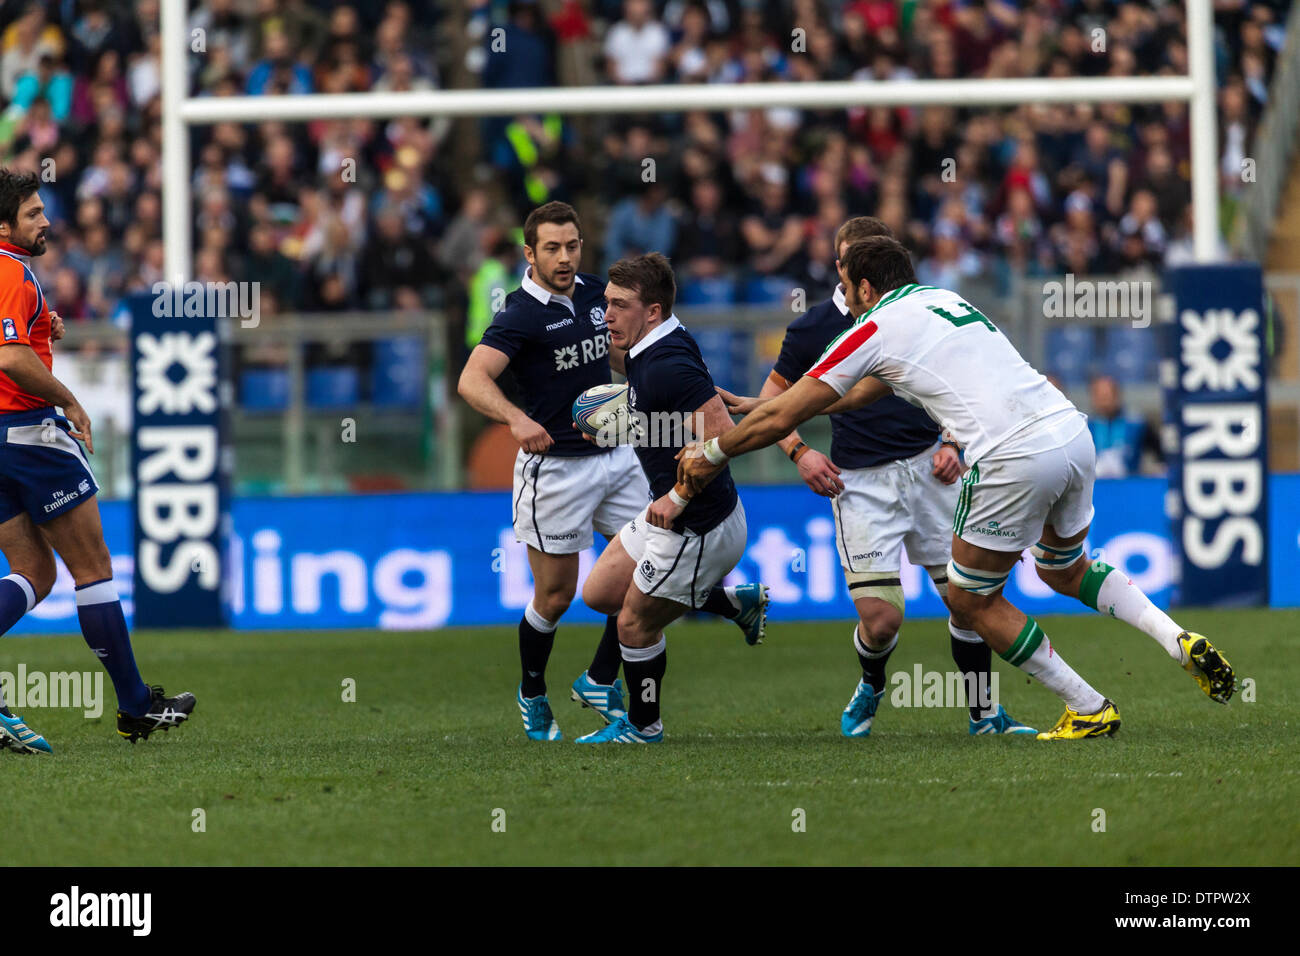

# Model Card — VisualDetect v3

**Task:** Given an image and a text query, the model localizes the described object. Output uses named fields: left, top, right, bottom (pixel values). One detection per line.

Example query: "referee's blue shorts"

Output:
left=0, top=406, right=99, bottom=525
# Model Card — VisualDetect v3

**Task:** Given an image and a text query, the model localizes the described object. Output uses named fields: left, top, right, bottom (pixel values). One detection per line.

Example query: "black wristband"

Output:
left=788, top=441, right=808, bottom=463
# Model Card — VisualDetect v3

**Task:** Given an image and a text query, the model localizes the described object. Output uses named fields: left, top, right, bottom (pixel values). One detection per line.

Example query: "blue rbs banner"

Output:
left=128, top=292, right=231, bottom=628
left=1163, top=264, right=1269, bottom=607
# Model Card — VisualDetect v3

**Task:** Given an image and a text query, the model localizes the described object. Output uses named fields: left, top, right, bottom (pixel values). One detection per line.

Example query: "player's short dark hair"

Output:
left=523, top=201, right=581, bottom=249
left=834, top=216, right=893, bottom=254
left=0, top=168, right=40, bottom=227
left=840, top=236, right=916, bottom=296
left=608, top=252, right=675, bottom=318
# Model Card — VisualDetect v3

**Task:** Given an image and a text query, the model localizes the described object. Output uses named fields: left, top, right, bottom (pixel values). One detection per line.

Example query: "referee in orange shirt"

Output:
left=0, top=169, right=195, bottom=753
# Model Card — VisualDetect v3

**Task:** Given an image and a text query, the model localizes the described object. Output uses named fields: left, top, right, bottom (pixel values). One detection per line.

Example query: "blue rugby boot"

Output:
left=575, top=715, right=663, bottom=744
left=517, top=685, right=561, bottom=741
left=0, top=711, right=52, bottom=754
left=570, top=671, right=626, bottom=724
left=731, top=583, right=770, bottom=645
left=969, top=705, right=1037, bottom=736
left=841, top=679, right=884, bottom=737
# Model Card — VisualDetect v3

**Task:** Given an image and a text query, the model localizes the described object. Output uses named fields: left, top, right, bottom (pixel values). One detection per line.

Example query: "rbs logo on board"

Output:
left=135, top=331, right=221, bottom=593
left=1179, top=307, right=1264, bottom=569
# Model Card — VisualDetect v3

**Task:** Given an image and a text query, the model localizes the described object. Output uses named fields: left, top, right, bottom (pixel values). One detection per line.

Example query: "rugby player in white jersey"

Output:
left=758, top=217, right=1033, bottom=737
left=679, top=236, right=1235, bottom=739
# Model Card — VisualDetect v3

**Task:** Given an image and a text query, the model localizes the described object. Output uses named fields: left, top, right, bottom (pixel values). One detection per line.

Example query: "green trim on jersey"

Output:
left=953, top=462, right=980, bottom=537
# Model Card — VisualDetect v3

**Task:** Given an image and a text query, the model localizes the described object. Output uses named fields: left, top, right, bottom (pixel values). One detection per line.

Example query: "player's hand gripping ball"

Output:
left=572, top=383, right=632, bottom=447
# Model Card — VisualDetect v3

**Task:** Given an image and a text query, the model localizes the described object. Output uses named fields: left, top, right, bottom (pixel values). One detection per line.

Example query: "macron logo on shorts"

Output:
left=809, top=320, right=877, bottom=380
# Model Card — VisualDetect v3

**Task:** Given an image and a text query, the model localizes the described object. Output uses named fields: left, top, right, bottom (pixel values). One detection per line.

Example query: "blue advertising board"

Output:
left=1, top=478, right=1208, bottom=633
left=128, top=291, right=232, bottom=628
left=1163, top=264, right=1269, bottom=607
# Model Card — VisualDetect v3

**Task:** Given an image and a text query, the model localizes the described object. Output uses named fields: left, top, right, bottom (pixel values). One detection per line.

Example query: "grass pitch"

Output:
left=4, top=609, right=1296, bottom=866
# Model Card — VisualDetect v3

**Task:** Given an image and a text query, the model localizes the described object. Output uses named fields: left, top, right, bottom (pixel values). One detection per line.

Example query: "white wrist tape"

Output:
left=668, top=489, right=690, bottom=508
left=702, top=437, right=729, bottom=465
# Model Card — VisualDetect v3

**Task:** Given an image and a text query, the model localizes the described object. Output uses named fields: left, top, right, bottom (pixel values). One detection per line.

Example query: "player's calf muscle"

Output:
left=1036, top=558, right=1087, bottom=598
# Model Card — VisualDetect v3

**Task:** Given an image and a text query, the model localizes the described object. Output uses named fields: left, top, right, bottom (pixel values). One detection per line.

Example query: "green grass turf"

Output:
left=3, top=608, right=1296, bottom=866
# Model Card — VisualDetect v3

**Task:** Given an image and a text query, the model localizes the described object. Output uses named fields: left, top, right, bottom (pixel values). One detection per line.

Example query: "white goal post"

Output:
left=160, top=0, right=1220, bottom=282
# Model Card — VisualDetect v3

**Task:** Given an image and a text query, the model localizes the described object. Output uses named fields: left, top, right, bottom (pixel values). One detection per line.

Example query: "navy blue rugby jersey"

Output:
left=479, top=269, right=614, bottom=457
left=625, top=316, right=739, bottom=535
left=773, top=285, right=940, bottom=469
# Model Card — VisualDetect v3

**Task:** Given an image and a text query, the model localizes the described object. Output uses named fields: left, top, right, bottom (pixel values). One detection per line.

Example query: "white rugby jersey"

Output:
left=807, top=283, right=1076, bottom=464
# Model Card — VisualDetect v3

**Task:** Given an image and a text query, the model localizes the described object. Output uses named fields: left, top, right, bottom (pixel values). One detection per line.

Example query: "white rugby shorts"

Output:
left=619, top=499, right=747, bottom=608
left=832, top=441, right=958, bottom=575
left=953, top=410, right=1096, bottom=552
left=512, top=445, right=649, bottom=553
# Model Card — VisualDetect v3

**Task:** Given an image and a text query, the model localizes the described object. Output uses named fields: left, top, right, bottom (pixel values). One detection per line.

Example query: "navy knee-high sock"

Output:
left=0, top=573, right=35, bottom=716
left=75, top=579, right=150, bottom=716
left=0, top=572, right=35, bottom=636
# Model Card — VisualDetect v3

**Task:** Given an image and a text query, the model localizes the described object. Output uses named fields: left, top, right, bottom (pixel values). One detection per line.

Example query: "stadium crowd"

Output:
left=0, top=0, right=1286, bottom=335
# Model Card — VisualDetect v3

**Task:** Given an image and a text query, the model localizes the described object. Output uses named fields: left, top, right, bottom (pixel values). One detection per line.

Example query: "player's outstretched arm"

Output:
left=756, top=370, right=843, bottom=498
left=0, top=342, right=93, bottom=452
left=457, top=344, right=553, bottom=453
left=822, top=376, right=891, bottom=413
left=678, top=375, right=840, bottom=492
left=648, top=392, right=737, bottom=529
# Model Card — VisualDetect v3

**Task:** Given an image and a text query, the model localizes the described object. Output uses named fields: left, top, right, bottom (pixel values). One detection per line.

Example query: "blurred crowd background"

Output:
left=0, top=0, right=1289, bottom=483
left=0, top=1, right=1286, bottom=321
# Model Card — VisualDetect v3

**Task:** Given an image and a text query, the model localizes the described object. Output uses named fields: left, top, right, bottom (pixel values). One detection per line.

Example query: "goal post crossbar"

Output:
left=177, top=75, right=1198, bottom=123
left=160, top=1, right=1220, bottom=280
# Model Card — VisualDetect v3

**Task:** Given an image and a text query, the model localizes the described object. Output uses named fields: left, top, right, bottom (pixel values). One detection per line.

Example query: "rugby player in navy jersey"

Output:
left=576, top=253, right=755, bottom=744
left=458, top=205, right=766, bottom=742
left=749, top=217, right=1035, bottom=737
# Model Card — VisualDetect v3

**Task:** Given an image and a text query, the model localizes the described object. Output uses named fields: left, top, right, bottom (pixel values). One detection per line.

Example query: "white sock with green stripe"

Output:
left=1079, top=560, right=1184, bottom=663
left=1000, top=617, right=1105, bottom=714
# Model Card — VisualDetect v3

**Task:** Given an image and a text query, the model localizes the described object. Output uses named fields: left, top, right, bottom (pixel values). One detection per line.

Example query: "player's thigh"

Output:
left=952, top=450, right=1064, bottom=554
left=630, top=501, right=747, bottom=612
left=833, top=464, right=908, bottom=577
left=1043, top=426, right=1097, bottom=547
left=39, top=495, right=112, bottom=583
left=901, top=447, right=961, bottom=570
left=511, top=450, right=598, bottom=553
left=526, top=546, right=580, bottom=607
left=591, top=446, right=649, bottom=540
left=583, top=530, right=637, bottom=615
left=0, top=511, right=56, bottom=594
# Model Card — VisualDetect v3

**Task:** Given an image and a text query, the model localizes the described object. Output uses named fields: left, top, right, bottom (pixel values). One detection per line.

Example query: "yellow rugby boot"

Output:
left=1036, top=698, right=1121, bottom=740
left=1179, top=632, right=1235, bottom=704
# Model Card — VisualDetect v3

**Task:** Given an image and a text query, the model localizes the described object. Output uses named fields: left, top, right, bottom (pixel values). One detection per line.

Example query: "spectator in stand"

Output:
left=603, top=180, right=677, bottom=273
left=246, top=30, right=314, bottom=96
left=741, top=164, right=804, bottom=278
left=917, top=219, right=982, bottom=293
left=360, top=208, right=437, bottom=308
left=676, top=176, right=740, bottom=279
left=604, top=0, right=671, bottom=84
left=1, top=3, right=64, bottom=100
left=1088, top=375, right=1162, bottom=478
left=439, top=188, right=493, bottom=281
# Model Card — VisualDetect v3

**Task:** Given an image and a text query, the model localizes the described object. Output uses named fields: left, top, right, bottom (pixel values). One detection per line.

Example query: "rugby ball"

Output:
left=572, top=383, right=631, bottom=442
